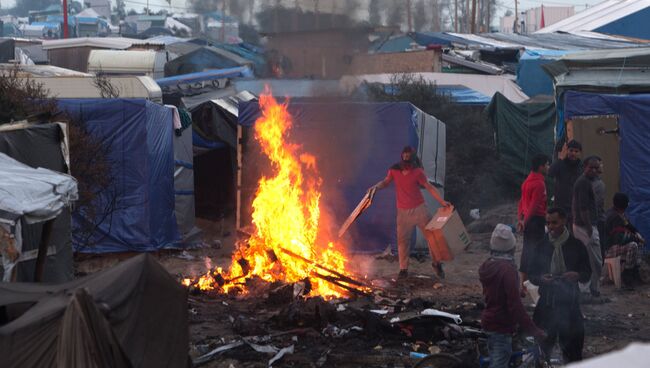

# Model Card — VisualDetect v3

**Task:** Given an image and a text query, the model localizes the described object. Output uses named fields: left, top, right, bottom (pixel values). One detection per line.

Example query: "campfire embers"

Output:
left=181, top=91, right=369, bottom=298
left=181, top=240, right=371, bottom=298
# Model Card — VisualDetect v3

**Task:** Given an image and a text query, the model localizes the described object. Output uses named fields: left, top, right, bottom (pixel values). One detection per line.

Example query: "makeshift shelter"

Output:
left=0, top=254, right=189, bottom=368
left=516, top=50, right=569, bottom=97
left=563, top=91, right=650, bottom=250
left=485, top=92, right=556, bottom=187
left=58, top=99, right=179, bottom=253
left=164, top=46, right=253, bottom=77
left=238, top=100, right=446, bottom=253
left=184, top=90, right=256, bottom=218
left=543, top=47, right=650, bottom=137
left=0, top=123, right=76, bottom=283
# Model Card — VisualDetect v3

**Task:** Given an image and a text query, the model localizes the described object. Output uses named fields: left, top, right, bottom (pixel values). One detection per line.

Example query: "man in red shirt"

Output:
left=371, top=146, right=450, bottom=279
left=517, top=154, right=550, bottom=286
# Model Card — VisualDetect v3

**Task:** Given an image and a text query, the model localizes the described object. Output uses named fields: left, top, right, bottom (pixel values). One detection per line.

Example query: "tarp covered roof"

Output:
left=164, top=46, right=252, bottom=77
left=0, top=254, right=189, bottom=368
left=341, top=73, right=529, bottom=103
left=542, top=47, right=650, bottom=93
left=42, top=37, right=163, bottom=50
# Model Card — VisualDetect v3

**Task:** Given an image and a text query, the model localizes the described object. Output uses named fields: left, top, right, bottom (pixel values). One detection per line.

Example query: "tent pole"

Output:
left=34, top=219, right=54, bottom=282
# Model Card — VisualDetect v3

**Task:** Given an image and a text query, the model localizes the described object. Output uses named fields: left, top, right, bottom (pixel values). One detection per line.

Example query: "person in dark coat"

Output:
left=529, top=207, right=591, bottom=363
left=480, top=224, right=545, bottom=368
left=549, top=140, right=583, bottom=226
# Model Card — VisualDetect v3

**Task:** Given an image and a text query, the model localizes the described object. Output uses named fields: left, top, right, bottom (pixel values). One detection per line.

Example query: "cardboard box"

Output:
left=424, top=206, right=471, bottom=261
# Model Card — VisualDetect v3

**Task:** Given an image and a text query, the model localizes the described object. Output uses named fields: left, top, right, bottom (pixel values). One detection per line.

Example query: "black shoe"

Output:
left=432, top=262, right=445, bottom=279
left=398, top=269, right=408, bottom=279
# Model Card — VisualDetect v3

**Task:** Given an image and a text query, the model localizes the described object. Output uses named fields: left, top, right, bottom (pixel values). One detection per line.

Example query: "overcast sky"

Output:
left=3, top=0, right=605, bottom=25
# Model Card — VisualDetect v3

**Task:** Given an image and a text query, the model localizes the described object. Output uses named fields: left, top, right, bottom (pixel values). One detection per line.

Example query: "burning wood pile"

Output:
left=181, top=91, right=370, bottom=298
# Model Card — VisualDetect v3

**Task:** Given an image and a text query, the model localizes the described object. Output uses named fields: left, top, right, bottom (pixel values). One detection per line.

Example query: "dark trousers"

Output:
left=520, top=216, right=546, bottom=274
left=534, top=303, right=584, bottom=363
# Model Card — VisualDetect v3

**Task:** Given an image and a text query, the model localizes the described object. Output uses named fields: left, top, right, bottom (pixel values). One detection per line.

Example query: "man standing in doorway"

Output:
left=517, top=154, right=550, bottom=286
left=371, top=146, right=450, bottom=279
left=549, top=140, right=583, bottom=226
left=572, top=156, right=603, bottom=297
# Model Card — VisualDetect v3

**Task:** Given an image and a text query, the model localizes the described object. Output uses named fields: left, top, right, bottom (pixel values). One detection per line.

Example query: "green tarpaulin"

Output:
left=485, top=93, right=556, bottom=187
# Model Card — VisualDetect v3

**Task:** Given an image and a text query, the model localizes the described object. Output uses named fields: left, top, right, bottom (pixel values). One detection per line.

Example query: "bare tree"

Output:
left=369, top=0, right=382, bottom=25
left=92, top=73, right=120, bottom=99
left=387, top=0, right=405, bottom=28
left=0, top=65, right=123, bottom=250
left=413, top=0, right=427, bottom=31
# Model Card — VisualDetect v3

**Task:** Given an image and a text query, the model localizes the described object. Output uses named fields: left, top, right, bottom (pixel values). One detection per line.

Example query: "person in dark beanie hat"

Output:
left=371, top=146, right=450, bottom=280
left=479, top=224, right=545, bottom=368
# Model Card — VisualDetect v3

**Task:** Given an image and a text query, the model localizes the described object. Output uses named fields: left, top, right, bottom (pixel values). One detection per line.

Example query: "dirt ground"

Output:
left=76, top=205, right=650, bottom=367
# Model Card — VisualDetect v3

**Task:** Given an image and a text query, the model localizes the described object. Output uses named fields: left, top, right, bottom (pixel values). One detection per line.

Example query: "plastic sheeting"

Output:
left=0, top=254, right=189, bottom=368
left=0, top=123, right=74, bottom=283
left=0, top=153, right=77, bottom=224
left=564, top=91, right=650, bottom=250
left=238, top=100, right=446, bottom=253
left=485, top=92, right=556, bottom=187
left=58, top=99, right=179, bottom=253
left=517, top=50, right=569, bottom=97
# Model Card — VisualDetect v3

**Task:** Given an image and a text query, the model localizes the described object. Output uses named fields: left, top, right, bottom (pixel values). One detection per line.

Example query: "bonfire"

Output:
left=183, top=91, right=367, bottom=298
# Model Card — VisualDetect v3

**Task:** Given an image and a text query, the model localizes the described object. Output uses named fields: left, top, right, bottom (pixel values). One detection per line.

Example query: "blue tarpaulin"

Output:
left=238, top=100, right=446, bottom=253
left=59, top=99, right=179, bottom=253
left=564, top=91, right=650, bottom=250
left=517, top=50, right=570, bottom=97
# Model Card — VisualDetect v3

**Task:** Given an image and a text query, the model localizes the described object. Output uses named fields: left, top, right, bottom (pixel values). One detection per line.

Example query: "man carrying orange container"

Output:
left=370, top=146, right=451, bottom=280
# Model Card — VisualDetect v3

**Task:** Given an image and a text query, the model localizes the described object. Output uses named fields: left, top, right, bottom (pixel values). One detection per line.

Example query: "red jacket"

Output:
left=518, top=171, right=547, bottom=223
left=479, top=258, right=542, bottom=336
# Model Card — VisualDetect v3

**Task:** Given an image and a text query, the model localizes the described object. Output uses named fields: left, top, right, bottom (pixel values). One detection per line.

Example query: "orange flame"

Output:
left=187, top=91, right=356, bottom=298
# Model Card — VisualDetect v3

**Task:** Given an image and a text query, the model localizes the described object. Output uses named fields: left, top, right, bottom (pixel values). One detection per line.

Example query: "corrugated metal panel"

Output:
left=536, top=0, right=650, bottom=34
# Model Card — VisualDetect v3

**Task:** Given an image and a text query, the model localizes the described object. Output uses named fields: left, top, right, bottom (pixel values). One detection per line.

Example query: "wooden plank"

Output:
left=236, top=124, right=243, bottom=230
left=337, top=187, right=375, bottom=239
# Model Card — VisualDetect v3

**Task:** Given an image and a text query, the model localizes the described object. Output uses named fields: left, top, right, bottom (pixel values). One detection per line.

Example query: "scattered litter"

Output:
left=433, top=283, right=444, bottom=289
left=322, top=324, right=363, bottom=338
left=428, top=346, right=441, bottom=354
left=177, top=250, right=195, bottom=261
left=415, top=275, right=430, bottom=279
left=373, top=345, right=383, bottom=350
left=336, top=304, right=347, bottom=312
left=316, top=349, right=330, bottom=367
left=370, top=309, right=389, bottom=315
left=291, top=336, right=298, bottom=342
left=222, top=301, right=229, bottom=306
left=421, top=308, right=463, bottom=324
left=269, top=345, right=294, bottom=366
left=247, top=342, right=280, bottom=354
left=470, top=209, right=480, bottom=220
left=410, top=351, right=428, bottom=359
left=193, top=341, right=245, bottom=365
left=189, top=308, right=198, bottom=315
